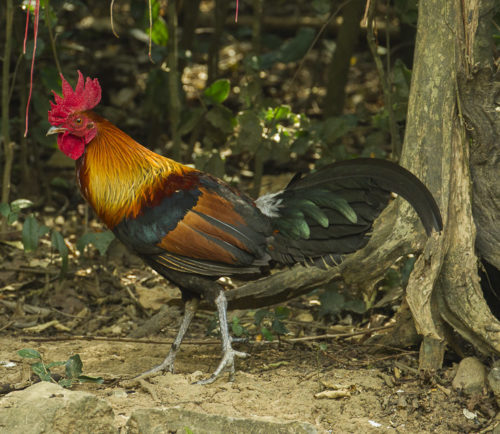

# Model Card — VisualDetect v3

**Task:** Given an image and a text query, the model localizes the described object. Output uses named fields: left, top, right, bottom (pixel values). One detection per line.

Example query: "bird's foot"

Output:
left=137, top=354, right=176, bottom=378
left=194, top=347, right=248, bottom=385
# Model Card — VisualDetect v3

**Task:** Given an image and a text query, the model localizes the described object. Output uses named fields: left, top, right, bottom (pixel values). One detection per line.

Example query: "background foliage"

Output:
left=0, top=0, right=431, bottom=336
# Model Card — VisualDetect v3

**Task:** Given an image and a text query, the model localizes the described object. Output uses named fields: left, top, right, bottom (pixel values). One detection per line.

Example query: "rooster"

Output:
left=47, top=71, right=442, bottom=384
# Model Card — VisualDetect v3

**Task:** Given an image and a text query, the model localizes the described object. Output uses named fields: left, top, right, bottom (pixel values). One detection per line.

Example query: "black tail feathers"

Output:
left=263, top=158, right=442, bottom=267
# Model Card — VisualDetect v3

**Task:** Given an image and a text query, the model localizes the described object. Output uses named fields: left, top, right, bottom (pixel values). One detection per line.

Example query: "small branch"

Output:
left=207, top=0, right=230, bottom=83
left=44, top=0, right=62, bottom=75
left=1, top=0, right=14, bottom=211
left=364, top=0, right=401, bottom=159
left=22, top=335, right=228, bottom=346
left=110, top=0, right=120, bottom=38
left=284, top=325, right=394, bottom=342
left=148, top=0, right=153, bottom=61
left=166, top=0, right=182, bottom=161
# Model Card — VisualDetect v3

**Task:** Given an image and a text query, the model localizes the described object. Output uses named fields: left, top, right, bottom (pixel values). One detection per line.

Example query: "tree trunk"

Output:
left=403, top=0, right=500, bottom=369
left=323, top=0, right=365, bottom=117
left=226, top=0, right=500, bottom=372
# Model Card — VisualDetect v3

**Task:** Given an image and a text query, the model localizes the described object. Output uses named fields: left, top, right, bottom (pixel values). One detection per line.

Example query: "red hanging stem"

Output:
left=24, top=0, right=40, bottom=137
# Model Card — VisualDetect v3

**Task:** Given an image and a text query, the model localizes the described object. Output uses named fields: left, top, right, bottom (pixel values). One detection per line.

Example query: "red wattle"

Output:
left=57, top=133, right=85, bottom=160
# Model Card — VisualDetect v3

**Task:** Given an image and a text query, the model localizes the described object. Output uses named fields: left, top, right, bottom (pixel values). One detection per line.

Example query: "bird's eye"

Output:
left=75, top=118, right=82, bottom=124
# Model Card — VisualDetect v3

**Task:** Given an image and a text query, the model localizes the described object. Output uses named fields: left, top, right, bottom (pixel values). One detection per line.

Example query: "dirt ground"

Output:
left=0, top=313, right=496, bottom=433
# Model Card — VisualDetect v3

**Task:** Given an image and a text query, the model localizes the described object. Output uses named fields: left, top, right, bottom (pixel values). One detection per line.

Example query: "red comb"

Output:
left=48, top=71, right=101, bottom=126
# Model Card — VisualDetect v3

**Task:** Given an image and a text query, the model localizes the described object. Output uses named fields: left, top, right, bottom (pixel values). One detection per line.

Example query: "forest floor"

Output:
left=0, top=238, right=497, bottom=432
left=0, top=323, right=496, bottom=433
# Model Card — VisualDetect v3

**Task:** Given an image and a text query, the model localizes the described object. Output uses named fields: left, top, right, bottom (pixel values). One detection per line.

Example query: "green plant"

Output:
left=318, top=283, right=366, bottom=319
left=76, top=231, right=115, bottom=256
left=0, top=199, right=33, bottom=224
left=17, top=348, right=103, bottom=387
left=254, top=306, right=290, bottom=341
left=1, top=198, right=114, bottom=274
left=231, top=316, right=249, bottom=338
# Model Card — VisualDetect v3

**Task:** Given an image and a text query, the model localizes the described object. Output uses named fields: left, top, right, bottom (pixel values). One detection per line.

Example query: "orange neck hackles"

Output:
left=76, top=112, right=197, bottom=229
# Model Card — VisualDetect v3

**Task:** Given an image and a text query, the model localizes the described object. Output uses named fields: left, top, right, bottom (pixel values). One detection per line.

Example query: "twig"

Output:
left=284, top=324, right=394, bottom=342
left=394, top=360, right=419, bottom=375
left=1, top=0, right=14, bottom=210
left=2, top=266, right=64, bottom=276
left=290, top=0, right=353, bottom=86
left=22, top=335, right=225, bottom=345
left=0, top=321, right=15, bottom=332
left=148, top=0, right=153, bottom=61
left=166, top=0, right=182, bottom=160
left=110, top=0, right=120, bottom=38
left=364, top=0, right=401, bottom=159
left=0, top=300, right=53, bottom=317
left=45, top=0, right=62, bottom=75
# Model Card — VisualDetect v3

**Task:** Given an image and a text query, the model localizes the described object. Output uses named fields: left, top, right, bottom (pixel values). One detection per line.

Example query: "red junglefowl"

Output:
left=47, top=71, right=442, bottom=384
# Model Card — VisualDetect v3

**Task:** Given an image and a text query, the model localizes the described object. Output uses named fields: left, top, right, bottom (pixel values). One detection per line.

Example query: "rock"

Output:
left=452, top=357, right=486, bottom=395
left=126, top=407, right=317, bottom=434
left=487, top=360, right=500, bottom=403
left=0, top=382, right=115, bottom=434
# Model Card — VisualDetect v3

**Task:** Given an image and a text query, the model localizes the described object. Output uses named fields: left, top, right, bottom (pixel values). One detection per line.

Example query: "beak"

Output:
left=46, top=126, right=66, bottom=136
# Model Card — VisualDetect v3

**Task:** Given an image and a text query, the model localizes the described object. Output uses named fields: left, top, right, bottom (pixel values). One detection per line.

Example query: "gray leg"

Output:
left=139, top=297, right=199, bottom=376
left=195, top=290, right=248, bottom=385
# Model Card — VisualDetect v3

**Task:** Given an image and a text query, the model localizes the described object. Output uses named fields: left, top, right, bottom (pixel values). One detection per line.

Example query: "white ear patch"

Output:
left=255, top=191, right=284, bottom=217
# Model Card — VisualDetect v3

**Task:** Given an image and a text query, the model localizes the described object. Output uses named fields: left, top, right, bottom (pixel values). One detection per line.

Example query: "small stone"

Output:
left=452, top=357, right=486, bottom=395
left=126, top=407, right=317, bottom=433
left=110, top=388, right=128, bottom=398
left=296, top=312, right=314, bottom=322
left=488, top=360, right=500, bottom=403
left=314, top=390, right=350, bottom=399
left=0, top=382, right=115, bottom=434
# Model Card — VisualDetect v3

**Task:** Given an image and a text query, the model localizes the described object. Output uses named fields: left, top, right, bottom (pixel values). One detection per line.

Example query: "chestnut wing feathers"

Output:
left=113, top=175, right=272, bottom=276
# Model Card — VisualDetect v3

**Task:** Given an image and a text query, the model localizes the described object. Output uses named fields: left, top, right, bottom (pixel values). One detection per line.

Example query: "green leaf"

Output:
left=231, top=317, right=245, bottom=337
left=271, top=318, right=289, bottom=335
left=343, top=299, right=366, bottom=314
left=0, top=203, right=10, bottom=218
left=236, top=110, right=262, bottom=154
left=400, top=256, right=417, bottom=287
left=178, top=108, right=205, bottom=136
left=257, top=28, right=316, bottom=69
left=321, top=115, right=358, bottom=144
left=204, top=79, right=230, bottom=104
left=22, top=216, right=49, bottom=252
left=254, top=309, right=270, bottom=326
left=58, top=378, right=74, bottom=388
left=77, top=375, right=104, bottom=384
left=10, top=198, right=34, bottom=213
left=274, top=306, right=290, bottom=320
left=150, top=17, right=169, bottom=46
left=31, top=362, right=52, bottom=382
left=205, top=106, right=235, bottom=134
left=7, top=212, right=19, bottom=225
left=50, top=177, right=71, bottom=189
left=65, top=354, right=83, bottom=379
left=146, top=1, right=169, bottom=46
left=319, top=289, right=345, bottom=318
left=265, top=105, right=291, bottom=122
left=260, top=327, right=274, bottom=341
left=77, top=231, right=115, bottom=255
left=46, top=361, right=66, bottom=369
left=18, top=348, right=41, bottom=359
left=51, top=230, right=69, bottom=274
